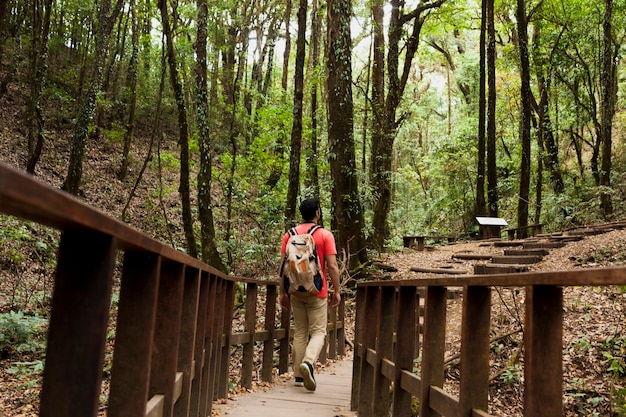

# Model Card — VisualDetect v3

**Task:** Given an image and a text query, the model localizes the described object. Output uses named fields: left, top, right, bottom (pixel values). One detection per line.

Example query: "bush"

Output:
left=0, top=310, right=47, bottom=358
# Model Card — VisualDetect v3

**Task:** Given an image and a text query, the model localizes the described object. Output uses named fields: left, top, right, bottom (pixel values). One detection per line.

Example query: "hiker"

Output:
left=279, top=198, right=341, bottom=391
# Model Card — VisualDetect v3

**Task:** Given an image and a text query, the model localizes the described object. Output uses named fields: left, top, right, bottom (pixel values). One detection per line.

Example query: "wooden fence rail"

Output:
left=352, top=269, right=626, bottom=417
left=0, top=162, right=344, bottom=417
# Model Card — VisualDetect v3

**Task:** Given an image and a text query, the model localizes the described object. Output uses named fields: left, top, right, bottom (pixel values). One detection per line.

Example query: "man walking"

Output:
left=279, top=198, right=341, bottom=391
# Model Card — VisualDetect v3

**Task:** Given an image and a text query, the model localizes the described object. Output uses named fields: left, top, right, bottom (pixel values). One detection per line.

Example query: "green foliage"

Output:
left=500, top=364, right=521, bottom=384
left=0, top=311, right=47, bottom=358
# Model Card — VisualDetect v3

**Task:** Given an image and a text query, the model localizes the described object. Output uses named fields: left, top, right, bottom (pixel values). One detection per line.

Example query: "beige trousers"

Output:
left=291, top=295, right=327, bottom=377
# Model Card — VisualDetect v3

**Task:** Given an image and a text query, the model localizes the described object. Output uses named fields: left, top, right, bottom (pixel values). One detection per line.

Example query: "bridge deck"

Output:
left=213, top=359, right=356, bottom=417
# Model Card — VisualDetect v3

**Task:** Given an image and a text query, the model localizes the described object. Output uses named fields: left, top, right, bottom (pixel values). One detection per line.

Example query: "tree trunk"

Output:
left=284, top=0, right=307, bottom=229
left=118, top=0, right=139, bottom=180
left=599, top=0, right=614, bottom=218
left=195, top=0, right=225, bottom=271
left=307, top=0, right=321, bottom=197
left=516, top=0, right=531, bottom=237
left=62, top=0, right=123, bottom=195
left=531, top=18, right=563, bottom=194
left=486, top=0, right=498, bottom=217
left=281, top=0, right=292, bottom=91
left=369, top=0, right=445, bottom=250
left=327, top=0, right=368, bottom=268
left=475, top=0, right=487, bottom=217
left=26, top=0, right=53, bottom=174
left=158, top=0, right=198, bottom=257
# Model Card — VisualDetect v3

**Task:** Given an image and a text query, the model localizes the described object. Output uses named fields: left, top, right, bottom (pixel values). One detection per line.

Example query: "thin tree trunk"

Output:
left=158, top=0, right=197, bottom=257
left=62, top=0, right=123, bottom=195
left=516, top=0, right=531, bottom=237
left=195, top=0, right=225, bottom=271
left=26, top=0, right=53, bottom=174
left=599, top=0, right=614, bottom=217
left=118, top=0, right=139, bottom=180
left=486, top=0, right=498, bottom=216
left=281, top=0, right=292, bottom=91
left=284, top=0, right=307, bottom=229
left=475, top=0, right=487, bottom=216
left=307, top=0, right=321, bottom=197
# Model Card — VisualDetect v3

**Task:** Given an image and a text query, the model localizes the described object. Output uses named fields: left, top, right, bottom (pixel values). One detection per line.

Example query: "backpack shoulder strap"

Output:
left=307, top=224, right=321, bottom=236
left=288, top=227, right=298, bottom=237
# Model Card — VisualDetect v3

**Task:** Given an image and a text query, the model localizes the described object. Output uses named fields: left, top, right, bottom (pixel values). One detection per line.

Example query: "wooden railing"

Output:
left=352, top=269, right=626, bottom=417
left=0, top=162, right=344, bottom=417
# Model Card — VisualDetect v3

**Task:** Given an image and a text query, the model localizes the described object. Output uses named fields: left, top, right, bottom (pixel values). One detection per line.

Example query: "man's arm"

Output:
left=325, top=254, right=341, bottom=307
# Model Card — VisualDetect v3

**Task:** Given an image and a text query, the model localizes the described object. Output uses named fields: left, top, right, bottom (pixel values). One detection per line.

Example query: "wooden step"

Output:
left=410, top=266, right=468, bottom=275
left=493, top=241, right=525, bottom=247
left=504, top=248, right=550, bottom=257
left=491, top=255, right=543, bottom=264
left=549, top=235, right=584, bottom=242
left=474, top=264, right=529, bottom=274
left=452, top=253, right=493, bottom=261
left=522, top=242, right=566, bottom=249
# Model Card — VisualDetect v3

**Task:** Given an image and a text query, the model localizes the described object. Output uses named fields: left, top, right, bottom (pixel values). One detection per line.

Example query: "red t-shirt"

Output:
left=281, top=223, right=337, bottom=298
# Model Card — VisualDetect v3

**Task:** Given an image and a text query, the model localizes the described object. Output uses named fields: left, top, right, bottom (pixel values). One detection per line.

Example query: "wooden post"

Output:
left=262, top=285, right=277, bottom=382
left=40, top=230, right=116, bottom=417
left=358, top=286, right=380, bottom=417
left=393, top=286, right=418, bottom=417
left=459, top=286, right=491, bottom=416
left=109, top=252, right=160, bottom=417
left=374, top=286, right=396, bottom=416
left=419, top=286, right=447, bottom=417
left=524, top=285, right=563, bottom=416
left=148, top=261, right=185, bottom=416
left=351, top=286, right=367, bottom=411
left=188, top=272, right=210, bottom=417
left=173, top=267, right=201, bottom=417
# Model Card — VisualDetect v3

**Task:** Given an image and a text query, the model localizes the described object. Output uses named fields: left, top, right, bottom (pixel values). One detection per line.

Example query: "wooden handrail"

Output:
left=352, top=267, right=626, bottom=416
left=0, top=162, right=345, bottom=417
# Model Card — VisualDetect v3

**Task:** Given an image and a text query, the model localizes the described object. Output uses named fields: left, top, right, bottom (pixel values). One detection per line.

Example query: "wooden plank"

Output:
left=39, top=230, right=115, bottom=417
left=411, top=266, right=468, bottom=274
left=188, top=272, right=210, bottom=417
left=212, top=360, right=356, bottom=417
left=428, top=385, right=458, bottom=417
left=351, top=286, right=366, bottom=410
left=109, top=252, right=161, bottom=417
left=452, top=253, right=493, bottom=260
left=358, top=265, right=626, bottom=288
left=145, top=395, right=164, bottom=417
left=491, top=255, right=543, bottom=264
left=262, top=285, right=277, bottom=382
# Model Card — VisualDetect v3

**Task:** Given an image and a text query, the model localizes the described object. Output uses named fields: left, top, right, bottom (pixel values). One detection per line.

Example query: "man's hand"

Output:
left=331, top=291, right=341, bottom=308
left=280, top=293, right=290, bottom=310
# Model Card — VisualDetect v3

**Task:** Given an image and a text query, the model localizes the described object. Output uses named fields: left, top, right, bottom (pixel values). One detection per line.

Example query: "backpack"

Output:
left=281, top=225, right=323, bottom=296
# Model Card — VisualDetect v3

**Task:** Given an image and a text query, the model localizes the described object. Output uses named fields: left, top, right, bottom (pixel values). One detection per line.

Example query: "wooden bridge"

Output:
left=3, top=161, right=626, bottom=416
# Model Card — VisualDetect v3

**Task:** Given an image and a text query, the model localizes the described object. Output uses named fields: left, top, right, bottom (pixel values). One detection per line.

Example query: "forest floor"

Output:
left=2, top=76, right=626, bottom=415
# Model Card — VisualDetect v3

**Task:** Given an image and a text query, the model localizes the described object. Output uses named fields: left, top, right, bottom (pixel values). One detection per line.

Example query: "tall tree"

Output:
left=26, top=0, right=54, bottom=174
left=599, top=0, right=615, bottom=217
left=117, top=0, right=139, bottom=180
left=284, top=0, right=307, bottom=228
left=62, top=0, right=123, bottom=194
left=515, top=0, right=532, bottom=236
left=195, top=0, right=225, bottom=271
left=486, top=0, right=498, bottom=216
left=369, top=0, right=446, bottom=249
left=158, top=0, right=197, bottom=257
left=327, top=0, right=368, bottom=268
left=475, top=0, right=487, bottom=216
